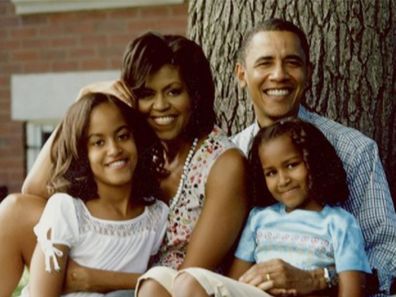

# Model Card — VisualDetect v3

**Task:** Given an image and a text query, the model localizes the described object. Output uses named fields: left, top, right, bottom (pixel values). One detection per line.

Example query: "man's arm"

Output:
left=343, top=141, right=396, bottom=294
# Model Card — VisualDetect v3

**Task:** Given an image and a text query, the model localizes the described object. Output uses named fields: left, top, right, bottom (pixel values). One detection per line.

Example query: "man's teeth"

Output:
left=266, top=89, right=290, bottom=96
left=153, top=116, right=175, bottom=125
left=108, top=160, right=127, bottom=169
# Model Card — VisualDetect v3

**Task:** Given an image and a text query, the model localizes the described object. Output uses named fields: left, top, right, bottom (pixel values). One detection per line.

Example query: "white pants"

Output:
left=136, top=266, right=272, bottom=297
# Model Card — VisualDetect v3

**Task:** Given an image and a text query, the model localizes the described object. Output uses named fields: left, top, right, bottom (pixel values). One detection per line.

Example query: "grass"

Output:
left=12, top=268, right=29, bottom=297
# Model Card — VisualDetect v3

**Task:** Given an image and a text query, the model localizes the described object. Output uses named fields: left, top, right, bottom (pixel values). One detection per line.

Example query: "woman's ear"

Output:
left=235, top=62, right=247, bottom=88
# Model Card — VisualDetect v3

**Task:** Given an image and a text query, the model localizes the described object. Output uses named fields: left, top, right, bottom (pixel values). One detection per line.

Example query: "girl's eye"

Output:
left=91, top=139, right=104, bottom=147
left=264, top=170, right=276, bottom=177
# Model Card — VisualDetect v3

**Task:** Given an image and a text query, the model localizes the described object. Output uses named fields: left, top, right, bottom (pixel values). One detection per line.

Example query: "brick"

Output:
left=21, top=38, right=51, bottom=48
left=51, top=37, right=78, bottom=47
left=139, top=6, right=171, bottom=18
left=39, top=49, right=67, bottom=60
left=52, top=61, right=79, bottom=71
left=80, top=59, right=109, bottom=70
left=12, top=49, right=40, bottom=61
left=23, top=62, right=52, bottom=73
left=170, top=3, right=188, bottom=16
left=10, top=27, right=38, bottom=39
left=68, top=47, right=96, bottom=58
left=0, top=40, right=21, bottom=50
left=107, top=8, right=139, bottom=19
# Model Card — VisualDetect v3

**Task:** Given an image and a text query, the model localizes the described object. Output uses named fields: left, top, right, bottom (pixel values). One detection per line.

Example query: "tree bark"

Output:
left=187, top=0, right=396, bottom=202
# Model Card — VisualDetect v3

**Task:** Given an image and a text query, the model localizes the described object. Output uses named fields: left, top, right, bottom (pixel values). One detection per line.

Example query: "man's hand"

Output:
left=239, top=259, right=324, bottom=296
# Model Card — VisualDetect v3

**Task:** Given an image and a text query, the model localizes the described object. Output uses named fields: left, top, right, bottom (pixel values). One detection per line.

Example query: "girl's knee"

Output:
left=173, top=272, right=209, bottom=297
left=137, top=279, right=170, bottom=297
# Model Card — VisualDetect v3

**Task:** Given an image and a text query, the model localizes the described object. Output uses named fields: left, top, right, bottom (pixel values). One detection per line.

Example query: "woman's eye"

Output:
left=287, top=162, right=300, bottom=169
left=137, top=89, right=155, bottom=100
left=168, top=88, right=182, bottom=96
left=118, top=132, right=131, bottom=141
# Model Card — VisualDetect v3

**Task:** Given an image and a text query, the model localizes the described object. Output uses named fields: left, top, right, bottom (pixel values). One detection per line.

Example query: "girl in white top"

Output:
left=22, top=93, right=168, bottom=296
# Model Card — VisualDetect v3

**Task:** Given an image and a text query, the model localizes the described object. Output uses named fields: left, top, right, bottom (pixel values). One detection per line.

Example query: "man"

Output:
left=232, top=18, right=396, bottom=296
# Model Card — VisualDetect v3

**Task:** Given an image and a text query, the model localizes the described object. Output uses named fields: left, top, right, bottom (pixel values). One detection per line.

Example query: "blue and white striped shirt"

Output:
left=232, top=105, right=396, bottom=296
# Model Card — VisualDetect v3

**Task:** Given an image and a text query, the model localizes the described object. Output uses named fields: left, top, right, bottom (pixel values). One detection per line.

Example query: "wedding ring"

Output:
left=266, top=273, right=271, bottom=281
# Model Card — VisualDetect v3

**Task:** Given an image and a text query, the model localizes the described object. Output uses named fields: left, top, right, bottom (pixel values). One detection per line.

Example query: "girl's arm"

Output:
left=180, top=148, right=249, bottom=269
left=29, top=243, right=69, bottom=297
left=21, top=127, right=58, bottom=198
left=338, top=271, right=366, bottom=297
left=63, top=259, right=140, bottom=293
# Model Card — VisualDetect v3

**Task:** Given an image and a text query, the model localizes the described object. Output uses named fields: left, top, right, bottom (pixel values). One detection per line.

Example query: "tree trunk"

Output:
left=187, top=0, right=396, bottom=203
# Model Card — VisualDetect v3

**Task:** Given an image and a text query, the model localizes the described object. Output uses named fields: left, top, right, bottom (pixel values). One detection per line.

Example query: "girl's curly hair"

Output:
left=249, top=117, right=349, bottom=208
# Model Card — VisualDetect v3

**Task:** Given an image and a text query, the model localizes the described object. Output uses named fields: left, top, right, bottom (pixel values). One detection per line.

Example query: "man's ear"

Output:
left=235, top=62, right=247, bottom=88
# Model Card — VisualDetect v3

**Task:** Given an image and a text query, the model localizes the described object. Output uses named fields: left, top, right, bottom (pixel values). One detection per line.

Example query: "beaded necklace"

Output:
left=169, top=137, right=199, bottom=209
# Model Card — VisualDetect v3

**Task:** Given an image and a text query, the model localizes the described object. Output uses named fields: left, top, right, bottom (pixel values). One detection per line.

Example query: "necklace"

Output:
left=170, top=137, right=199, bottom=209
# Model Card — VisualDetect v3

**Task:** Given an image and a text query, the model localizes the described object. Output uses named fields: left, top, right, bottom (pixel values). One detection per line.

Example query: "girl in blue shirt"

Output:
left=169, top=117, right=371, bottom=297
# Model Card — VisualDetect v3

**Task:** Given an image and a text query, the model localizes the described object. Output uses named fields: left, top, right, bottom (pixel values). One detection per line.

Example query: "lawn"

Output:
left=12, top=268, right=29, bottom=297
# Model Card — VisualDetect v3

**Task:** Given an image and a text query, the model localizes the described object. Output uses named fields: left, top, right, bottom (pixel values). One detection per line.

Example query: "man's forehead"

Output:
left=246, top=30, right=307, bottom=61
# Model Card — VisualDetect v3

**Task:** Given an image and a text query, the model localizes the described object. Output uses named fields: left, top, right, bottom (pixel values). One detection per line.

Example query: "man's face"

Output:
left=236, top=30, right=311, bottom=127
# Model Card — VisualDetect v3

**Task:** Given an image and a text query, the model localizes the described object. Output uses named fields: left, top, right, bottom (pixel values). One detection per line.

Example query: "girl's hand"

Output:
left=239, top=259, right=325, bottom=296
left=76, top=80, right=134, bottom=107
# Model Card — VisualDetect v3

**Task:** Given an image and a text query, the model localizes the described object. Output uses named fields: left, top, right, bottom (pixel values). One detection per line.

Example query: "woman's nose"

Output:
left=153, top=94, right=170, bottom=110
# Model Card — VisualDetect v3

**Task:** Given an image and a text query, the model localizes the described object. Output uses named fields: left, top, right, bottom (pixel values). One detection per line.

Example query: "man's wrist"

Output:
left=323, top=266, right=338, bottom=288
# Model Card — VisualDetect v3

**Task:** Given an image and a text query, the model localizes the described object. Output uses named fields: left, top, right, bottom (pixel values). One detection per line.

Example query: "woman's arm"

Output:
left=228, top=258, right=254, bottom=280
left=338, top=271, right=366, bottom=297
left=21, top=127, right=58, bottom=198
left=180, top=148, right=249, bottom=269
left=29, top=243, right=69, bottom=297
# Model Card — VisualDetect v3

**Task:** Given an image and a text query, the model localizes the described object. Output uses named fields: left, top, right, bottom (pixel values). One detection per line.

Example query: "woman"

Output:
left=0, top=32, right=249, bottom=295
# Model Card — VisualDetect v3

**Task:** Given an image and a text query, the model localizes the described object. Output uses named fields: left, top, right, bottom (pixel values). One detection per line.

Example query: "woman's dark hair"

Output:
left=249, top=117, right=348, bottom=207
left=121, top=32, right=216, bottom=140
left=48, top=92, right=161, bottom=203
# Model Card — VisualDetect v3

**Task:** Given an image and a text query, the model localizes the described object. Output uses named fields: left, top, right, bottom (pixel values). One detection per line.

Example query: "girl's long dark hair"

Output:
left=249, top=117, right=349, bottom=208
left=48, top=93, right=161, bottom=203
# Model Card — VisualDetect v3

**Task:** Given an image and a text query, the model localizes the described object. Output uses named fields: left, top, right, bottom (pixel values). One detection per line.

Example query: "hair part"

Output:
left=249, top=117, right=349, bottom=208
left=237, top=18, right=310, bottom=65
left=48, top=93, right=161, bottom=204
left=121, top=32, right=216, bottom=140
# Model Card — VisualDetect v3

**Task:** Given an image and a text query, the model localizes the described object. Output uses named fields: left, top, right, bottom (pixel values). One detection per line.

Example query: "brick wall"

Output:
left=0, top=0, right=188, bottom=195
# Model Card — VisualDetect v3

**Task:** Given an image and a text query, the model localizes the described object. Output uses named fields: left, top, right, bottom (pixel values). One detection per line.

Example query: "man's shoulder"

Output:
left=300, top=108, right=375, bottom=151
left=231, top=123, right=257, bottom=156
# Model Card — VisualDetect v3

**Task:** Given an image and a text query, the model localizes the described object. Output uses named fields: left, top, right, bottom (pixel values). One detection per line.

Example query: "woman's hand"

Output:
left=239, top=259, right=326, bottom=296
left=76, top=80, right=134, bottom=107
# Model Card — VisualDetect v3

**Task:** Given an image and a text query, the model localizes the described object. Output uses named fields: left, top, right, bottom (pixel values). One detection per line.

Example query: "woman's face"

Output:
left=86, top=101, right=137, bottom=193
left=136, top=64, right=192, bottom=142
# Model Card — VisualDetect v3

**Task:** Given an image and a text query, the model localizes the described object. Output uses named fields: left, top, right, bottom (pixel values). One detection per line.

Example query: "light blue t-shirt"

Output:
left=235, top=203, right=371, bottom=273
